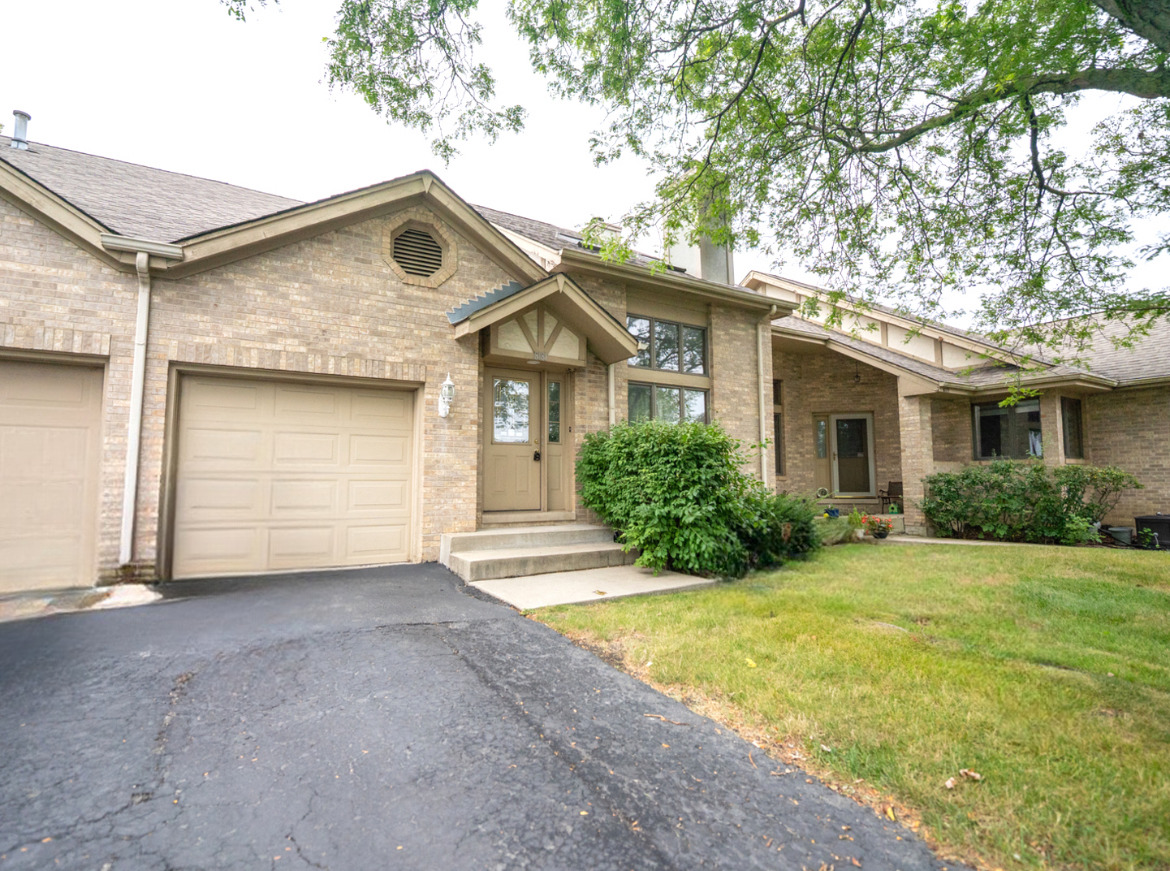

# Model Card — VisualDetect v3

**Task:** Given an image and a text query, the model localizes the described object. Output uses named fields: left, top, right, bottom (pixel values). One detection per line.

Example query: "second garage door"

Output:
left=172, top=375, right=415, bottom=579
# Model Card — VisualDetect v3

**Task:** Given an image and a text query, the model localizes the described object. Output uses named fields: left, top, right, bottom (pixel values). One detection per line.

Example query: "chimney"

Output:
left=9, top=110, right=31, bottom=149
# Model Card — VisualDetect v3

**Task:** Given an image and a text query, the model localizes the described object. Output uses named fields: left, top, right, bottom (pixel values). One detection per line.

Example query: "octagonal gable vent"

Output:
left=392, top=227, right=444, bottom=277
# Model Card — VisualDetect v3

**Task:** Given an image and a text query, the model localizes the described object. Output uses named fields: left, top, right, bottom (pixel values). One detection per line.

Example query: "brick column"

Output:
left=897, top=382, right=936, bottom=535
left=1038, top=392, right=1063, bottom=463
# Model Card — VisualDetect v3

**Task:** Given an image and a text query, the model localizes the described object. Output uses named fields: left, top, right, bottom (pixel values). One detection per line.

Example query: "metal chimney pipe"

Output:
left=10, top=110, right=31, bottom=149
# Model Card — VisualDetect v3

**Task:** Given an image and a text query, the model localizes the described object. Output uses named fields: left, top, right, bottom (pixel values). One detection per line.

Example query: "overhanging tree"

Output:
left=227, top=0, right=1170, bottom=351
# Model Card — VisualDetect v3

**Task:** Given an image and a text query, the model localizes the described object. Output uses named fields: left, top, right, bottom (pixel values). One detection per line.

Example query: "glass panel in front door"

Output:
left=835, top=417, right=870, bottom=493
left=493, top=378, right=531, bottom=443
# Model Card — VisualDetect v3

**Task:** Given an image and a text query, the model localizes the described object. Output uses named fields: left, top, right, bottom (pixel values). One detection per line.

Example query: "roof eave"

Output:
left=0, top=158, right=127, bottom=270
left=452, top=274, right=637, bottom=364
left=558, top=248, right=795, bottom=313
left=771, top=324, right=1118, bottom=395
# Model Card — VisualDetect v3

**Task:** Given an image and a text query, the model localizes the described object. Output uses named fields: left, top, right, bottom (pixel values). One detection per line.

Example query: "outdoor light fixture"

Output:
left=853, top=362, right=862, bottom=385
left=438, top=373, right=454, bottom=418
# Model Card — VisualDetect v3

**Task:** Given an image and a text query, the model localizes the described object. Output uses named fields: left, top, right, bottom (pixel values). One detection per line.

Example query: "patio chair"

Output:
left=878, top=481, right=903, bottom=513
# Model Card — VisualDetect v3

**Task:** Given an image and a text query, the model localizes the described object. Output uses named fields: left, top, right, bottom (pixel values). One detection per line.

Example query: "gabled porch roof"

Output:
left=448, top=274, right=638, bottom=365
left=773, top=318, right=1117, bottom=395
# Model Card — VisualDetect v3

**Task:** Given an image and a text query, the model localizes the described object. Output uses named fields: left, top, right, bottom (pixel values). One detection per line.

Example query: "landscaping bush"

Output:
left=577, top=421, right=819, bottom=577
left=921, top=459, right=1142, bottom=544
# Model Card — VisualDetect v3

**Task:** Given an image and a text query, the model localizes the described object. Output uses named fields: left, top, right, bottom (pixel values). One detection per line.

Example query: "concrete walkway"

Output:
left=471, top=563, right=714, bottom=609
left=886, top=535, right=1034, bottom=547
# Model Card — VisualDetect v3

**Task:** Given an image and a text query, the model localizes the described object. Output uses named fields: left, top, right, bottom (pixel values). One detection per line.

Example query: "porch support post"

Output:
left=896, top=380, right=935, bottom=536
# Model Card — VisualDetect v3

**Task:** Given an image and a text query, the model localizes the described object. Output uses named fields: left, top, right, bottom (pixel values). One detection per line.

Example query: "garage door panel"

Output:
left=1, top=533, right=85, bottom=574
left=185, top=379, right=263, bottom=413
left=346, top=525, right=406, bottom=560
left=173, top=526, right=262, bottom=571
left=0, top=361, right=102, bottom=592
left=2, top=427, right=91, bottom=480
left=349, top=433, right=408, bottom=465
left=274, top=385, right=339, bottom=417
left=173, top=375, right=414, bottom=578
left=183, top=428, right=265, bottom=466
left=177, top=478, right=263, bottom=516
left=347, top=479, right=408, bottom=511
left=272, top=431, right=340, bottom=465
left=268, top=526, right=336, bottom=567
left=351, top=391, right=411, bottom=426
left=270, top=479, right=338, bottom=514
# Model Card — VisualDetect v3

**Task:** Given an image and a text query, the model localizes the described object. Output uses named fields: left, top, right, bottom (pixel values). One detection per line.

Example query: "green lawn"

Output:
left=532, top=543, right=1170, bottom=871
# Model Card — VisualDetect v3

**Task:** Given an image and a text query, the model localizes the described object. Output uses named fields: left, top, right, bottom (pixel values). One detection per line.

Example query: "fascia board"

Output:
left=558, top=248, right=794, bottom=313
left=159, top=173, right=548, bottom=284
left=747, top=270, right=1017, bottom=361
left=453, top=274, right=637, bottom=362
left=0, top=161, right=123, bottom=269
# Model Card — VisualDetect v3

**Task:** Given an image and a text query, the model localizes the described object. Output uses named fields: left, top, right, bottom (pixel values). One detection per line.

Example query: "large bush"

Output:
left=921, top=460, right=1141, bottom=544
left=577, top=421, right=819, bottom=578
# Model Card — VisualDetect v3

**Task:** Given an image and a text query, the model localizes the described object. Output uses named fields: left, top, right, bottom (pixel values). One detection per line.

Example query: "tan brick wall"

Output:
left=144, top=207, right=516, bottom=568
left=0, top=196, right=138, bottom=575
left=711, top=306, right=769, bottom=477
left=1084, top=386, right=1170, bottom=526
left=4, top=191, right=778, bottom=582
left=930, top=397, right=973, bottom=468
left=771, top=340, right=902, bottom=499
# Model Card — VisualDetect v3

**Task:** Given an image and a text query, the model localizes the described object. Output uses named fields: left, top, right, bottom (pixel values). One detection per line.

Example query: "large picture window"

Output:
left=629, top=382, right=708, bottom=424
left=973, top=400, right=1042, bottom=459
left=627, top=315, right=707, bottom=374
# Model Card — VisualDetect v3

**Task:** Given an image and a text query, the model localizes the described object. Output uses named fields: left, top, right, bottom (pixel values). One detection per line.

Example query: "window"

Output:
left=627, top=315, right=706, bottom=374
left=1061, top=397, right=1084, bottom=459
left=493, top=378, right=530, bottom=443
left=772, top=379, right=784, bottom=476
left=973, top=399, right=1042, bottom=459
left=628, top=382, right=708, bottom=424
left=547, top=381, right=562, bottom=444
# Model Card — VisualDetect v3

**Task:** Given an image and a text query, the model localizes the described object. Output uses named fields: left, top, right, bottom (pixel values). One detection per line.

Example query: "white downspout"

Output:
left=607, top=363, right=616, bottom=427
left=119, top=251, right=152, bottom=565
left=758, top=305, right=779, bottom=483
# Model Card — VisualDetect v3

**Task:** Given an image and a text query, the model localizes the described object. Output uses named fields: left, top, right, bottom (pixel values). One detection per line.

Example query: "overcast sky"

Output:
left=3, top=0, right=1161, bottom=320
left=1, top=0, right=793, bottom=281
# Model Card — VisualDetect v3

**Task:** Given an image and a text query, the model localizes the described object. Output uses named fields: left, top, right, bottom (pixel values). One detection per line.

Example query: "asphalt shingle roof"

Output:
left=0, top=136, right=303, bottom=241
left=472, top=204, right=665, bottom=270
left=1045, top=316, right=1170, bottom=383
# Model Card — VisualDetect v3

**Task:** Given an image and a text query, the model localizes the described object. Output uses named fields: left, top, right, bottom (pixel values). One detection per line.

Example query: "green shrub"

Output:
left=577, top=421, right=819, bottom=577
left=920, top=460, right=1142, bottom=544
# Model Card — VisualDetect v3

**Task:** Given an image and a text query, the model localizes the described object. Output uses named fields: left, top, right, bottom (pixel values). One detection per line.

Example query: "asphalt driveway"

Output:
left=0, top=564, right=958, bottom=870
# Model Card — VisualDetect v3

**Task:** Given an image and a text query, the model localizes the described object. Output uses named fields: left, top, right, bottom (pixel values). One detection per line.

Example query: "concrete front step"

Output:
left=446, top=540, right=637, bottom=583
left=440, top=523, right=616, bottom=562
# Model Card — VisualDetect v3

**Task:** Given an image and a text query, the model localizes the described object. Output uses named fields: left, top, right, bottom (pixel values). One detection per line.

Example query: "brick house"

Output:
left=2, top=127, right=1163, bottom=593
left=0, top=128, right=789, bottom=592
left=745, top=272, right=1169, bottom=534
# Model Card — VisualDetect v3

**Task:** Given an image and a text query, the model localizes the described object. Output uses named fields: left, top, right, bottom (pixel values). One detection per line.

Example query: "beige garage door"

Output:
left=172, top=375, right=414, bottom=579
left=0, top=360, right=103, bottom=592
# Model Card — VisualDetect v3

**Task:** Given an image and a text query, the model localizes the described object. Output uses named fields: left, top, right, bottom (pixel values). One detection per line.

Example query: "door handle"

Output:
left=533, top=450, right=541, bottom=462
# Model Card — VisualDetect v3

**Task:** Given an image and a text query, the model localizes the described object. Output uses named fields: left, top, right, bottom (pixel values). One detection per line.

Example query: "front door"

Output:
left=484, top=369, right=542, bottom=511
left=830, top=413, right=875, bottom=497
left=483, top=369, right=573, bottom=513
